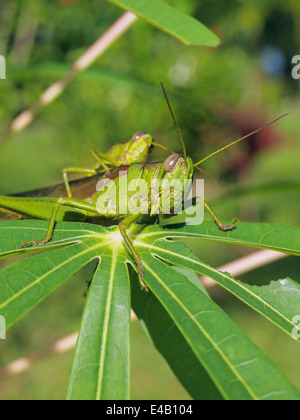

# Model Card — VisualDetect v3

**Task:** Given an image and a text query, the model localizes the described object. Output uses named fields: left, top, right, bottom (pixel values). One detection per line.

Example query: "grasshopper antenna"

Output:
left=152, top=141, right=174, bottom=155
left=194, top=113, right=289, bottom=167
left=159, top=83, right=218, bottom=182
left=160, top=82, right=188, bottom=163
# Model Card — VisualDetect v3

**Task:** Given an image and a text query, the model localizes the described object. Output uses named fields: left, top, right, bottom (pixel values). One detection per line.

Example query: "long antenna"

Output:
left=152, top=141, right=174, bottom=155
left=160, top=82, right=188, bottom=163
left=194, top=113, right=289, bottom=167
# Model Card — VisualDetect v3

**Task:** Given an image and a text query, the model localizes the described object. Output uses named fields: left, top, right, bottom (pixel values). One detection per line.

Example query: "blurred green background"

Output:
left=0, top=0, right=299, bottom=399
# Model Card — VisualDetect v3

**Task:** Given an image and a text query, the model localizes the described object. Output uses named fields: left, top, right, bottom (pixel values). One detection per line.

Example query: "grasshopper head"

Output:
left=163, top=153, right=194, bottom=182
left=132, top=131, right=148, bottom=142
left=154, top=153, right=194, bottom=216
left=128, top=131, right=153, bottom=163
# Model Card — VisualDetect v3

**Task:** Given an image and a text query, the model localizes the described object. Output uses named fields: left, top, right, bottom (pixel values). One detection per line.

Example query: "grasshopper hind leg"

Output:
left=18, top=198, right=100, bottom=249
left=17, top=196, right=149, bottom=291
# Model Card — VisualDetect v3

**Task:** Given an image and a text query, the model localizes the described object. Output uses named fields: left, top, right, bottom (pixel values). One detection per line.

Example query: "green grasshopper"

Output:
left=62, top=130, right=184, bottom=198
left=0, top=86, right=286, bottom=290
left=0, top=155, right=198, bottom=291
left=62, top=130, right=153, bottom=198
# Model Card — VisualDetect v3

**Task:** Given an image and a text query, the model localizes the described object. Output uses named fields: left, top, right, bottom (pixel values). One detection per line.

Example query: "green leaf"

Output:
left=0, top=220, right=131, bottom=400
left=135, top=222, right=300, bottom=340
left=0, top=241, right=103, bottom=328
left=138, top=255, right=300, bottom=400
left=1, top=219, right=300, bottom=400
left=67, top=253, right=130, bottom=400
left=0, top=220, right=99, bottom=257
left=107, top=0, right=220, bottom=46
left=145, top=221, right=300, bottom=256
left=135, top=238, right=300, bottom=341
left=130, top=265, right=223, bottom=400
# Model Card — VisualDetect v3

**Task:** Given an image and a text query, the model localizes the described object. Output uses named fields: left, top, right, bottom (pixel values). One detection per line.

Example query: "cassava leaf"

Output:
left=0, top=221, right=131, bottom=399
left=142, top=221, right=300, bottom=256
left=67, top=248, right=131, bottom=400
left=0, top=219, right=299, bottom=400
left=130, top=265, right=223, bottom=400
left=138, top=255, right=300, bottom=400
left=107, top=0, right=220, bottom=46
left=134, top=237, right=300, bottom=341
left=135, top=221, right=300, bottom=341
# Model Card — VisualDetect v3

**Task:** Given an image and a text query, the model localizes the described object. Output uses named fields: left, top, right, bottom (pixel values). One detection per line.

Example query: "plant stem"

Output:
left=200, top=249, right=288, bottom=292
left=0, top=11, right=138, bottom=144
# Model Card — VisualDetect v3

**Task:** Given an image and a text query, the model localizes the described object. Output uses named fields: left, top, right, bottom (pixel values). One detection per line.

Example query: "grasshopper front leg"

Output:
left=118, top=213, right=148, bottom=291
left=90, top=150, right=116, bottom=171
left=62, top=149, right=114, bottom=198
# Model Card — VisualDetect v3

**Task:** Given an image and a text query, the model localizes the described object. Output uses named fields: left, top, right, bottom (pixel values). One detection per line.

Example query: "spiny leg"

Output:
left=204, top=201, right=238, bottom=231
left=63, top=167, right=97, bottom=198
left=19, top=198, right=100, bottom=248
left=118, top=213, right=148, bottom=291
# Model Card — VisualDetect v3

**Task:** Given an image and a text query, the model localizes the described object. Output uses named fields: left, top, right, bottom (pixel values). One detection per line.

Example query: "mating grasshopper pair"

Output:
left=0, top=87, right=285, bottom=290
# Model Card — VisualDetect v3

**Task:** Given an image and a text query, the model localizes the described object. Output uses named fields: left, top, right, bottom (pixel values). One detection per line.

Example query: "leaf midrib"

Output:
left=96, top=242, right=121, bottom=400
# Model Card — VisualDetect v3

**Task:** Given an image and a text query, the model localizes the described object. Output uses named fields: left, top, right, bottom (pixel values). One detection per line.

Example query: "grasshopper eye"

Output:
left=164, top=153, right=180, bottom=173
left=132, top=131, right=146, bottom=141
